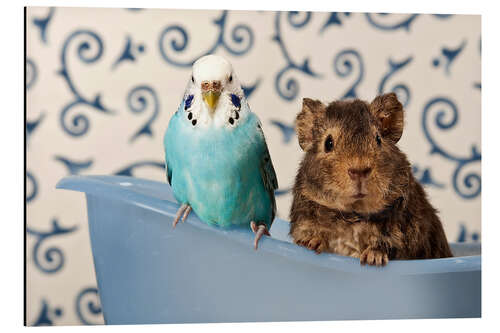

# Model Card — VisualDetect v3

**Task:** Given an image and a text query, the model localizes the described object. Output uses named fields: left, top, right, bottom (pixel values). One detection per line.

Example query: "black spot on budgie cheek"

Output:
left=229, top=117, right=234, bottom=125
left=184, top=95, right=194, bottom=110
left=192, top=119, right=197, bottom=126
left=231, top=94, right=241, bottom=109
left=235, top=111, right=239, bottom=120
left=188, top=112, right=193, bottom=120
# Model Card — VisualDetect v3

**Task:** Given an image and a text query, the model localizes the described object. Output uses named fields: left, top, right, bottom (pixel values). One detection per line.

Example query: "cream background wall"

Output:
left=26, top=7, right=481, bottom=325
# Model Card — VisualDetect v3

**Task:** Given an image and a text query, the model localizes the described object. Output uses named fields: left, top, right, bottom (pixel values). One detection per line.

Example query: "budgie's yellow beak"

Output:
left=201, top=80, right=222, bottom=114
left=202, top=91, right=220, bottom=113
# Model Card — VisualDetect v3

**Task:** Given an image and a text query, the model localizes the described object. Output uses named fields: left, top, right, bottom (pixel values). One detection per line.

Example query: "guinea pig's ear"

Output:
left=369, top=92, right=404, bottom=143
left=296, top=98, right=325, bottom=151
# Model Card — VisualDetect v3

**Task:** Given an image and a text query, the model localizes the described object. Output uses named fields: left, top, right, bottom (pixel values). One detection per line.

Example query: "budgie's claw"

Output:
left=251, top=221, right=270, bottom=250
left=173, top=204, right=191, bottom=228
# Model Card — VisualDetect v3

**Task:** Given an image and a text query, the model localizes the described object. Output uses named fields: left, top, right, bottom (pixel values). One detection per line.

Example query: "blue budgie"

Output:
left=164, top=54, right=278, bottom=249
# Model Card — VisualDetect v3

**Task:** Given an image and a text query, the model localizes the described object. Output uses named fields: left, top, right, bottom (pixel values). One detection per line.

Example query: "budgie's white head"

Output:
left=183, top=54, right=247, bottom=129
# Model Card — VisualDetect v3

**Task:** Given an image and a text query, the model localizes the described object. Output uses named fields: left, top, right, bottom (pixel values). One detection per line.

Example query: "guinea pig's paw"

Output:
left=296, top=236, right=329, bottom=254
left=360, top=247, right=389, bottom=267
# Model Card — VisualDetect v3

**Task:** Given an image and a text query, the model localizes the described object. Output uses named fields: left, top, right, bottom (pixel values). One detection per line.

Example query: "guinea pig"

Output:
left=289, top=93, right=452, bottom=266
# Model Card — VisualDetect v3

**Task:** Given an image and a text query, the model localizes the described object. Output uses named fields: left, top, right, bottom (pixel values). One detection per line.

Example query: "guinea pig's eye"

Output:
left=324, top=135, right=334, bottom=153
left=229, top=74, right=233, bottom=82
left=376, top=134, right=382, bottom=146
left=191, top=75, right=195, bottom=83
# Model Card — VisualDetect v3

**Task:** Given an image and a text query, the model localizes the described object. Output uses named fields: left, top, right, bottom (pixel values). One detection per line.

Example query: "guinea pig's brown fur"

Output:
left=289, top=93, right=452, bottom=266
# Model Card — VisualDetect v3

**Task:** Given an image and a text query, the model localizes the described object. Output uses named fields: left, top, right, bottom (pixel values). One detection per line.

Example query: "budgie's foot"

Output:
left=250, top=221, right=271, bottom=250
left=172, top=204, right=192, bottom=228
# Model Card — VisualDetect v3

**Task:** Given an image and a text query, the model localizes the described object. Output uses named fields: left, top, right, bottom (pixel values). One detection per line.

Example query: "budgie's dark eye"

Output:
left=191, top=75, right=195, bottom=83
left=229, top=75, right=233, bottom=82
left=376, top=134, right=382, bottom=146
left=324, top=135, right=334, bottom=153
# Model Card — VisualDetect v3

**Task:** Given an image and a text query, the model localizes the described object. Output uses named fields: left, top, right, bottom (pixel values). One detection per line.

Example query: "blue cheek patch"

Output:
left=231, top=94, right=241, bottom=109
left=184, top=95, right=194, bottom=110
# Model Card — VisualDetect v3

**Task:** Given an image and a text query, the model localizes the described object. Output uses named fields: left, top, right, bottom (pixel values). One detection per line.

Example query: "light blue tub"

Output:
left=57, top=175, right=481, bottom=324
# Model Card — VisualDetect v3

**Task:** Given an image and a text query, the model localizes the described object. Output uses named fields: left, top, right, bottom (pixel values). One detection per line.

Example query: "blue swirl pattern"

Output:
left=365, top=14, right=453, bottom=32
left=320, top=12, right=352, bottom=33
left=242, top=78, right=261, bottom=99
left=273, top=11, right=322, bottom=101
left=27, top=219, right=78, bottom=274
left=270, top=119, right=295, bottom=144
left=75, top=287, right=102, bottom=325
left=378, top=56, right=413, bottom=107
left=412, top=165, right=445, bottom=188
left=275, top=187, right=292, bottom=196
left=127, top=85, right=160, bottom=142
left=54, top=156, right=93, bottom=175
left=432, top=40, right=467, bottom=75
left=112, top=36, right=146, bottom=70
left=159, top=11, right=253, bottom=67
left=26, top=112, right=45, bottom=143
left=457, top=224, right=480, bottom=242
left=32, top=7, right=55, bottom=44
left=365, top=13, right=419, bottom=31
left=58, top=29, right=113, bottom=137
left=26, top=58, right=38, bottom=90
left=422, top=97, right=481, bottom=199
left=333, top=49, right=364, bottom=99
left=474, top=37, right=481, bottom=89
left=26, top=171, right=38, bottom=203
left=32, top=299, right=63, bottom=326
left=114, top=160, right=165, bottom=177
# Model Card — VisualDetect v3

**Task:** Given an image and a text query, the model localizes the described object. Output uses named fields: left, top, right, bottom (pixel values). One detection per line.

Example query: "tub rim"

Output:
left=56, top=175, right=481, bottom=276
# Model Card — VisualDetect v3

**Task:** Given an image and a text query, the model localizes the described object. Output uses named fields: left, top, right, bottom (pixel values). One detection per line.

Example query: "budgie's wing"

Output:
left=257, top=121, right=278, bottom=222
left=164, top=110, right=180, bottom=186
left=165, top=158, right=172, bottom=186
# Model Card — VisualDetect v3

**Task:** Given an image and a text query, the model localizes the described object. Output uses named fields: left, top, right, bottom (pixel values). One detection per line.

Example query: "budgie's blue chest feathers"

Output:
left=165, top=96, right=277, bottom=229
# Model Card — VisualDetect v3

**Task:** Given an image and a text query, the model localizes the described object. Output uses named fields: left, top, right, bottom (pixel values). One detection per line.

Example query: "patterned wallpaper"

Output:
left=25, top=7, right=481, bottom=325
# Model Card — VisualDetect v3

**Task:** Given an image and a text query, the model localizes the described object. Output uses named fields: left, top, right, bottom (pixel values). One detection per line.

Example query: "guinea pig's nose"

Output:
left=348, top=167, right=372, bottom=181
